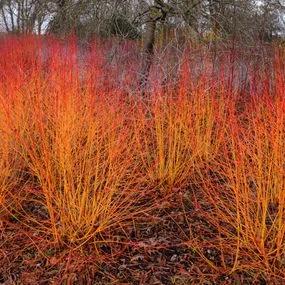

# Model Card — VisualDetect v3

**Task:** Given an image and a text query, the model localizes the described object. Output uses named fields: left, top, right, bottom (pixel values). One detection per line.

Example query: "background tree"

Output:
left=1, top=0, right=284, bottom=41
left=0, top=0, right=48, bottom=34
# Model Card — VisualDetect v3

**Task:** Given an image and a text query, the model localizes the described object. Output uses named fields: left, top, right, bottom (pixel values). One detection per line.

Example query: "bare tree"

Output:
left=0, top=0, right=48, bottom=34
left=139, top=0, right=171, bottom=93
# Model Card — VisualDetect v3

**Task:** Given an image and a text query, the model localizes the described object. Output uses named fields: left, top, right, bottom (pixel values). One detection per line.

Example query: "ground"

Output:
left=0, top=189, right=272, bottom=285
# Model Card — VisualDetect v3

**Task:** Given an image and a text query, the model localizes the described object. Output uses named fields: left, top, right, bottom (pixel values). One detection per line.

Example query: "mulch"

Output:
left=0, top=189, right=277, bottom=285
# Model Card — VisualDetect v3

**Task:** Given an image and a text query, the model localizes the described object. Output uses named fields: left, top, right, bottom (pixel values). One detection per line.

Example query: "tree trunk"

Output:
left=139, top=18, right=157, bottom=94
left=47, top=0, right=69, bottom=36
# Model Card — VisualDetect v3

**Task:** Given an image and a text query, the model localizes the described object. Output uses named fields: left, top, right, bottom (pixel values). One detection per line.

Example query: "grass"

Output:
left=0, top=35, right=284, bottom=283
left=132, top=88, right=227, bottom=192
left=0, top=122, right=19, bottom=218
left=187, top=74, right=285, bottom=280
